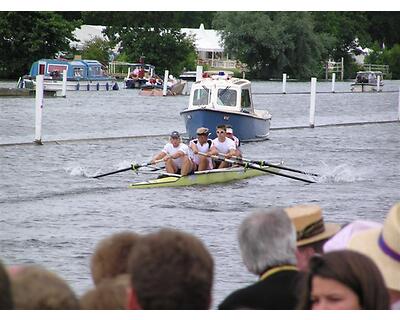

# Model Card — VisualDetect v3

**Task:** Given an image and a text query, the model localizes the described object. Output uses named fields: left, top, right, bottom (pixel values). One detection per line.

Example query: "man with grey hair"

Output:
left=218, top=208, right=300, bottom=309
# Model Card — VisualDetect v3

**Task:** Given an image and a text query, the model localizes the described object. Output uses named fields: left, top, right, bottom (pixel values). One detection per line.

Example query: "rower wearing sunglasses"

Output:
left=209, top=124, right=237, bottom=169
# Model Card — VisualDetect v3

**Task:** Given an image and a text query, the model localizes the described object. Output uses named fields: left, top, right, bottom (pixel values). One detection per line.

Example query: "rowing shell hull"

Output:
left=128, top=166, right=279, bottom=189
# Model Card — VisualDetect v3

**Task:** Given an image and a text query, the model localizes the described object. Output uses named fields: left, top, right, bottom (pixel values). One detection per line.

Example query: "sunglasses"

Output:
left=216, top=131, right=225, bottom=134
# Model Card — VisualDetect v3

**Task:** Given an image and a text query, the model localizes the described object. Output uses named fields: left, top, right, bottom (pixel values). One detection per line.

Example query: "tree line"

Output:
left=0, top=11, right=399, bottom=80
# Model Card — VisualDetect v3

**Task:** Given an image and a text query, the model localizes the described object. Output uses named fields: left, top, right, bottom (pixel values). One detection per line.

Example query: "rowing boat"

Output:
left=128, top=165, right=280, bottom=189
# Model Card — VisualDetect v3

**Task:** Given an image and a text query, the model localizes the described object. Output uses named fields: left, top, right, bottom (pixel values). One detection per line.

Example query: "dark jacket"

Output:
left=218, top=267, right=300, bottom=310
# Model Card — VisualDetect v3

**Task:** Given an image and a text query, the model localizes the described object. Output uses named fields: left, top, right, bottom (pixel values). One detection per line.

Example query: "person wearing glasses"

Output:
left=189, top=127, right=213, bottom=171
left=225, top=124, right=242, bottom=158
left=209, top=124, right=237, bottom=168
left=151, top=131, right=194, bottom=176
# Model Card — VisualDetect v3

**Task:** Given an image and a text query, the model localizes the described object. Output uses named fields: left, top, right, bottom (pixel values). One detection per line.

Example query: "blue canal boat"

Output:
left=19, top=59, right=119, bottom=91
left=180, top=73, right=272, bottom=142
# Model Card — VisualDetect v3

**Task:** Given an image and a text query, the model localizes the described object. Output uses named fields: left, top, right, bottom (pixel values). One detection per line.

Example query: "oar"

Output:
left=92, top=159, right=163, bottom=178
left=199, top=152, right=316, bottom=184
left=218, top=153, right=320, bottom=177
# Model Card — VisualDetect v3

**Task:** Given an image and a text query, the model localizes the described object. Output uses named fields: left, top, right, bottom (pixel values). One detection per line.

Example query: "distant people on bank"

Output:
left=189, top=127, right=213, bottom=171
left=10, top=265, right=79, bottom=309
left=347, top=202, right=400, bottom=309
left=127, top=228, right=214, bottom=309
left=297, top=250, right=390, bottom=309
left=0, top=259, right=13, bottom=309
left=225, top=124, right=242, bottom=157
left=90, top=231, right=140, bottom=286
left=285, top=204, right=341, bottom=271
left=151, top=131, right=194, bottom=176
left=209, top=124, right=237, bottom=169
left=218, top=207, right=300, bottom=310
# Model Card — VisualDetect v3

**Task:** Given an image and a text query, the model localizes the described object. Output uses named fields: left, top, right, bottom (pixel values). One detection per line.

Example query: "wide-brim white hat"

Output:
left=348, top=203, right=400, bottom=291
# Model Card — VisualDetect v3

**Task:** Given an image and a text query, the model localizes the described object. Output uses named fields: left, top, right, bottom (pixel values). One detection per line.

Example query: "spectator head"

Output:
left=285, top=204, right=341, bottom=270
left=11, top=265, right=78, bottom=309
left=323, top=219, right=382, bottom=253
left=0, top=259, right=13, bottom=309
left=239, top=207, right=297, bottom=276
left=127, top=228, right=214, bottom=310
left=348, top=202, right=400, bottom=307
left=91, top=231, right=140, bottom=285
left=298, top=250, right=389, bottom=310
left=80, top=274, right=130, bottom=310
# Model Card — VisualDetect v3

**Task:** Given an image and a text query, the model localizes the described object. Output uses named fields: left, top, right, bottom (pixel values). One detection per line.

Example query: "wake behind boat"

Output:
left=180, top=72, right=272, bottom=142
left=128, top=164, right=280, bottom=189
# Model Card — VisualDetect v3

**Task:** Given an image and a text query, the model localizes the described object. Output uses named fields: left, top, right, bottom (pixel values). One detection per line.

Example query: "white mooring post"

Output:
left=162, top=70, right=169, bottom=96
left=309, top=77, right=317, bottom=128
left=377, top=75, right=381, bottom=92
left=61, top=69, right=67, bottom=97
left=196, top=65, right=203, bottom=82
left=331, top=73, right=336, bottom=93
left=282, top=73, right=287, bottom=94
left=34, top=75, right=44, bottom=145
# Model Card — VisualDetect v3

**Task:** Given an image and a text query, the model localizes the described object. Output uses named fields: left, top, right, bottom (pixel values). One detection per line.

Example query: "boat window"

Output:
left=73, top=67, right=84, bottom=78
left=217, top=88, right=237, bottom=107
left=241, top=89, right=252, bottom=108
left=89, top=66, right=104, bottom=77
left=193, top=88, right=210, bottom=105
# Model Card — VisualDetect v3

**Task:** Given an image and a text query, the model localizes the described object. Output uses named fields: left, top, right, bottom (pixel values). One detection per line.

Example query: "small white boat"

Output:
left=351, top=71, right=383, bottom=92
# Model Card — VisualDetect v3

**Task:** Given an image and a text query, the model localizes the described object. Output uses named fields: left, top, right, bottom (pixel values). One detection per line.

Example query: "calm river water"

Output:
left=0, top=79, right=399, bottom=308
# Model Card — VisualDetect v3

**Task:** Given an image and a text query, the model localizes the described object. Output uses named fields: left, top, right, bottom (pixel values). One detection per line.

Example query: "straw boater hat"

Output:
left=284, top=204, right=341, bottom=247
left=348, top=202, right=400, bottom=291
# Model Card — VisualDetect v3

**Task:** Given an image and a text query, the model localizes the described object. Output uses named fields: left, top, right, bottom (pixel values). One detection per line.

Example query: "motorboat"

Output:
left=180, top=72, right=272, bottom=141
left=124, top=57, right=156, bottom=89
left=19, top=59, right=119, bottom=91
left=139, top=78, right=187, bottom=96
left=350, top=71, right=384, bottom=92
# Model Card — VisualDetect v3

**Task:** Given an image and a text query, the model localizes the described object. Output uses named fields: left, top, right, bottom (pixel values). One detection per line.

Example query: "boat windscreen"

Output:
left=192, top=87, right=210, bottom=105
left=217, top=87, right=237, bottom=107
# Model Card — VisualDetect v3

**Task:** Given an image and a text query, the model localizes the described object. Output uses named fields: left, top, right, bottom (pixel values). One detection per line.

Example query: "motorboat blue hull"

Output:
left=180, top=108, right=271, bottom=142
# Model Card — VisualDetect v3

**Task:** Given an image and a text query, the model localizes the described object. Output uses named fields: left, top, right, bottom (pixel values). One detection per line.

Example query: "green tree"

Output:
left=105, top=26, right=196, bottom=76
left=366, top=12, right=400, bottom=48
left=213, top=12, right=330, bottom=79
left=0, top=12, right=79, bottom=79
left=80, top=37, right=111, bottom=66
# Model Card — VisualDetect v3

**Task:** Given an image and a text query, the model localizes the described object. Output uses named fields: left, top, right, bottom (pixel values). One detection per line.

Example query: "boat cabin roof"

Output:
left=356, top=71, right=383, bottom=75
left=188, top=75, right=254, bottom=112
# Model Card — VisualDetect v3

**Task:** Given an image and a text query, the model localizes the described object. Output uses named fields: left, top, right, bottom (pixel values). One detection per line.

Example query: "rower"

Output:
left=209, top=124, right=237, bottom=169
left=151, top=131, right=194, bottom=176
left=189, top=127, right=213, bottom=171
left=225, top=124, right=242, bottom=158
